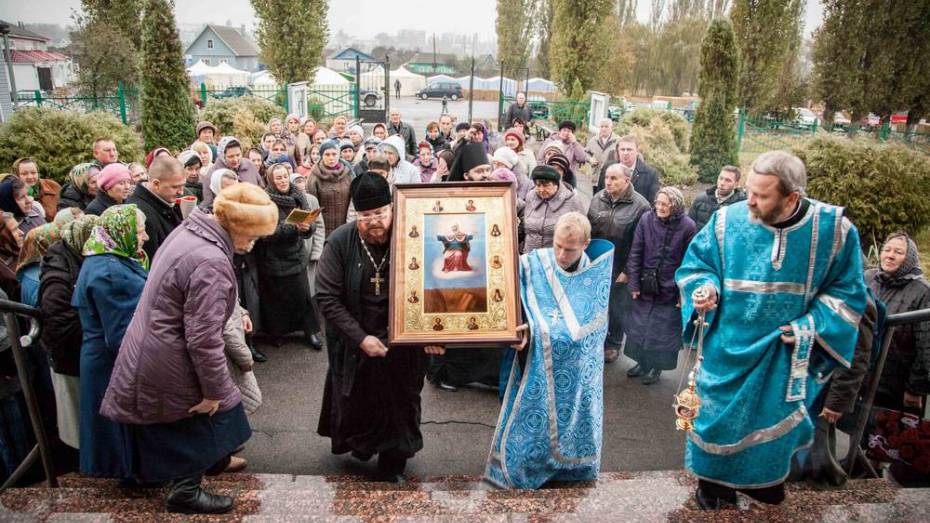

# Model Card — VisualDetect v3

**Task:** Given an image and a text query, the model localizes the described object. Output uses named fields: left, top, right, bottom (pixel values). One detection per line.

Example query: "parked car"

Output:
left=416, top=82, right=462, bottom=100
left=861, top=113, right=881, bottom=130
left=793, top=107, right=819, bottom=130
left=829, top=112, right=851, bottom=131
left=527, top=95, right=549, bottom=119
left=608, top=98, right=635, bottom=121
left=212, top=86, right=252, bottom=99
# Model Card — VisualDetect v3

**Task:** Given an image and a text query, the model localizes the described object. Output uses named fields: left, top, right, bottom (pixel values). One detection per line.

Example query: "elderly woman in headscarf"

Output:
left=145, top=147, right=171, bottom=170
left=868, top=233, right=930, bottom=413
left=58, top=163, right=100, bottom=211
left=178, top=150, right=204, bottom=202
left=100, top=184, right=278, bottom=514
left=15, top=223, right=59, bottom=307
left=85, top=163, right=132, bottom=216
left=866, top=232, right=930, bottom=486
left=0, top=174, right=47, bottom=236
left=72, top=205, right=149, bottom=481
left=624, top=186, right=697, bottom=385
left=39, top=215, right=98, bottom=450
left=256, top=163, right=322, bottom=350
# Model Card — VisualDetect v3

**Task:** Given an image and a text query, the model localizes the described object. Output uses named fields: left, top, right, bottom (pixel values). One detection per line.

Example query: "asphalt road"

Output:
left=241, top=336, right=691, bottom=478
left=383, top=96, right=500, bottom=133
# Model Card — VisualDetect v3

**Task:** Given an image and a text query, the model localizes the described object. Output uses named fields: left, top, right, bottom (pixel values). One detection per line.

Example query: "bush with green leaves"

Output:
left=0, top=107, right=142, bottom=183
left=796, top=136, right=930, bottom=252
left=200, top=96, right=286, bottom=150
left=615, top=109, right=697, bottom=187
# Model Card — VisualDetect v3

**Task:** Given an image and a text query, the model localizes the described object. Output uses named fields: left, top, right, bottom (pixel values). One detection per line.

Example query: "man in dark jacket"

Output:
left=387, top=109, right=417, bottom=159
left=316, top=173, right=441, bottom=483
left=504, top=92, right=533, bottom=129
left=596, top=136, right=660, bottom=205
left=688, top=165, right=747, bottom=229
left=587, top=163, right=651, bottom=363
left=127, top=155, right=185, bottom=262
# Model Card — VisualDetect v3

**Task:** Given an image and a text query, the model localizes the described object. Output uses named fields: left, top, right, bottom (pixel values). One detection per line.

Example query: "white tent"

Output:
left=187, top=60, right=216, bottom=77
left=426, top=74, right=458, bottom=85
left=390, top=66, right=427, bottom=96
left=360, top=65, right=386, bottom=91
left=250, top=70, right=277, bottom=86
left=212, top=62, right=250, bottom=86
left=486, top=76, right=518, bottom=96
left=527, top=77, right=557, bottom=93
left=313, top=67, right=350, bottom=86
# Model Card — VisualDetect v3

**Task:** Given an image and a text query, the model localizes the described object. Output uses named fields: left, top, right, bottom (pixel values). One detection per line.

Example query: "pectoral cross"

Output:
left=371, top=272, right=384, bottom=296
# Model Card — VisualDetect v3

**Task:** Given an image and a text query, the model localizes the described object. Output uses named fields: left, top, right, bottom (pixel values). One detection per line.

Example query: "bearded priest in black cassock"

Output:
left=316, top=172, right=443, bottom=482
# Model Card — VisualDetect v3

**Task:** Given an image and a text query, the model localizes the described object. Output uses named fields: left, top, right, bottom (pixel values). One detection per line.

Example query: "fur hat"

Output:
left=531, top=165, right=560, bottom=183
left=319, top=140, right=339, bottom=156
left=558, top=120, right=576, bottom=132
left=213, top=183, right=278, bottom=237
left=546, top=153, right=571, bottom=177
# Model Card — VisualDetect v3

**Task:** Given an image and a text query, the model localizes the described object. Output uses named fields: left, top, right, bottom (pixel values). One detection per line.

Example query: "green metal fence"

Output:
left=15, top=82, right=138, bottom=124
left=735, top=109, right=818, bottom=158
left=194, top=83, right=356, bottom=120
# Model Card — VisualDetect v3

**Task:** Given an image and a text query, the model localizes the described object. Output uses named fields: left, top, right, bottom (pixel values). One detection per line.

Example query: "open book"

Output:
left=285, top=207, right=323, bottom=226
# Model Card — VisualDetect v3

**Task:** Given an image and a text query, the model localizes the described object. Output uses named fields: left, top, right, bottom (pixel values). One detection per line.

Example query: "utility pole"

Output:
left=468, top=56, right=475, bottom=123
left=432, top=33, right=437, bottom=74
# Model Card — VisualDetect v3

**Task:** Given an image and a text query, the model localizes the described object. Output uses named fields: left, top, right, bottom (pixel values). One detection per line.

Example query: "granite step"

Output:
left=2, top=472, right=927, bottom=522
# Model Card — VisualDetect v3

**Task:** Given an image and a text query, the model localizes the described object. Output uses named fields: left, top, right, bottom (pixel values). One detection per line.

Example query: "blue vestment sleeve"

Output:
left=805, top=218, right=867, bottom=369
left=675, top=210, right=723, bottom=338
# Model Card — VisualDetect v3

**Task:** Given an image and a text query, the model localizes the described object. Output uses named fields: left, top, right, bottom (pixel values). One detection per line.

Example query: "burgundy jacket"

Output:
left=100, top=208, right=240, bottom=424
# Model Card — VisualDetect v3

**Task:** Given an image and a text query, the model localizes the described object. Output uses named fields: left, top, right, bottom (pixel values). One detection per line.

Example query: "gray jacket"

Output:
left=587, top=185, right=651, bottom=277
left=520, top=182, right=588, bottom=253
left=586, top=133, right=619, bottom=168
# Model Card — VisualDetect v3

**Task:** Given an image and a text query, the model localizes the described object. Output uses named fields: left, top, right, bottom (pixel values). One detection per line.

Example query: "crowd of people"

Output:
left=0, top=96, right=926, bottom=515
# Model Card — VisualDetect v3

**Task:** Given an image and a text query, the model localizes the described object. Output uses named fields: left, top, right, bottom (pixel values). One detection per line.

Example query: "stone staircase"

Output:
left=1, top=470, right=927, bottom=522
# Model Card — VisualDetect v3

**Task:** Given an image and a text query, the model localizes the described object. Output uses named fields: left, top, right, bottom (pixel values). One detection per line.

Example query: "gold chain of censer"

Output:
left=673, top=286, right=710, bottom=432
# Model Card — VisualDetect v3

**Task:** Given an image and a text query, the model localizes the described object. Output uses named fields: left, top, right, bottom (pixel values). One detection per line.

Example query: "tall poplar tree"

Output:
left=140, top=0, right=195, bottom=150
left=496, top=0, right=537, bottom=74
left=549, top=0, right=614, bottom=93
left=252, top=0, right=328, bottom=84
left=689, top=18, right=739, bottom=182
left=72, top=0, right=143, bottom=94
left=533, top=0, right=556, bottom=78
left=731, top=0, right=803, bottom=112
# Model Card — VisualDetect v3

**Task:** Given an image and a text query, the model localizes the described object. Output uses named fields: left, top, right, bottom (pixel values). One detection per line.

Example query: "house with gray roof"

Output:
left=184, top=25, right=260, bottom=72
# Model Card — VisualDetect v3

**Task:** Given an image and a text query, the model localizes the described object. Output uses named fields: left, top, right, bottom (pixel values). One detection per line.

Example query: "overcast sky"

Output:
left=0, top=0, right=824, bottom=39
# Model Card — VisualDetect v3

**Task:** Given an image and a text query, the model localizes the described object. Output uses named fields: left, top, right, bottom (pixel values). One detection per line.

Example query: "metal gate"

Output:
left=354, top=57, right=390, bottom=124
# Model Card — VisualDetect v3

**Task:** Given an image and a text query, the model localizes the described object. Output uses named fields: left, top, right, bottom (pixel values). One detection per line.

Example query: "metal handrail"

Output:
left=0, top=298, right=57, bottom=491
left=843, top=306, right=930, bottom=477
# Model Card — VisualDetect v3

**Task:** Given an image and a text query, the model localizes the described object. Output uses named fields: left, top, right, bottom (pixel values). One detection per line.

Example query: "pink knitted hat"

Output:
left=97, top=163, right=131, bottom=191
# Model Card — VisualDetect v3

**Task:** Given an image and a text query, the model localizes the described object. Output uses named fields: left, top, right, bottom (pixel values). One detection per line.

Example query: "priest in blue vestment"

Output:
left=485, top=212, right=614, bottom=489
left=675, top=151, right=868, bottom=509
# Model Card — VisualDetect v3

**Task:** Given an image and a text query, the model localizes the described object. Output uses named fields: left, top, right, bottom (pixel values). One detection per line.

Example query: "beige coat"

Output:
left=224, top=304, right=262, bottom=415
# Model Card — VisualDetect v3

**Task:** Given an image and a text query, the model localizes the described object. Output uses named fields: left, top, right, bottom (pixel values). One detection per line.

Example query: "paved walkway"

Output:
left=242, top=337, right=690, bottom=478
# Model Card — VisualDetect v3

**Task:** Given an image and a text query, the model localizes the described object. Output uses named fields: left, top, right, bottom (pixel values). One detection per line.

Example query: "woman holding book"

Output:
left=255, top=163, right=322, bottom=350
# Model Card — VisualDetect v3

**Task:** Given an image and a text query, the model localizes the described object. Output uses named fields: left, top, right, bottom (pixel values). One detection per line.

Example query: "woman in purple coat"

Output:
left=624, top=187, right=697, bottom=385
left=100, top=183, right=278, bottom=515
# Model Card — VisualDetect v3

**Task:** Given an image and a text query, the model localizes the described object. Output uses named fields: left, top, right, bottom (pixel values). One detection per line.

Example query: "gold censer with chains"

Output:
left=673, top=286, right=710, bottom=432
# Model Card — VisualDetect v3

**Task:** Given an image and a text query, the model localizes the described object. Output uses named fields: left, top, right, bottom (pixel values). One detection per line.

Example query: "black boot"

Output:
left=375, top=451, right=408, bottom=483
left=695, top=480, right=737, bottom=510
left=626, top=364, right=646, bottom=378
left=166, top=474, right=234, bottom=515
left=642, top=368, right=662, bottom=385
left=247, top=334, right=267, bottom=363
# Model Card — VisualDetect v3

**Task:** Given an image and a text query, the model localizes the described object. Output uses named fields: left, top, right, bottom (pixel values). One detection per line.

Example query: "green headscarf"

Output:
left=68, top=163, right=99, bottom=194
left=61, top=214, right=98, bottom=257
left=82, top=204, right=149, bottom=270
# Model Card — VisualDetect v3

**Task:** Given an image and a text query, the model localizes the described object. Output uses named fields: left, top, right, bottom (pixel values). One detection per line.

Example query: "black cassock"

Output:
left=316, top=223, right=426, bottom=462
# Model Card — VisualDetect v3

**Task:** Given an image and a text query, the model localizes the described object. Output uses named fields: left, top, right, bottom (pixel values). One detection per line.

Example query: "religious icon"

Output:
left=389, top=182, right=523, bottom=346
left=438, top=224, right=474, bottom=272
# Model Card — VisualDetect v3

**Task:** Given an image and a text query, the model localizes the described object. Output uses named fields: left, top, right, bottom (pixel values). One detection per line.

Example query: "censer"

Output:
left=673, top=287, right=709, bottom=432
